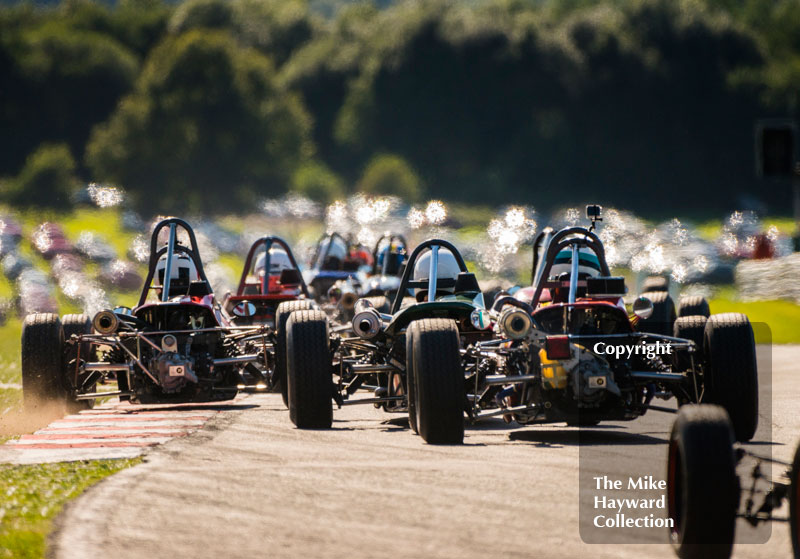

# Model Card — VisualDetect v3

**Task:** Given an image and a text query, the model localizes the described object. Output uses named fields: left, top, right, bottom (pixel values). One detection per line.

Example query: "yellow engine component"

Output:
left=539, top=348, right=569, bottom=390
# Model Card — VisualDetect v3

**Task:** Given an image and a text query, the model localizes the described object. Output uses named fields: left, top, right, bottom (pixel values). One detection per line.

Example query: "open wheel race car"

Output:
left=282, top=239, right=492, bottom=444
left=665, top=404, right=799, bottom=559
left=21, top=218, right=274, bottom=409
left=461, top=206, right=759, bottom=441
left=224, top=236, right=316, bottom=404
left=361, top=232, right=408, bottom=301
left=304, top=232, right=372, bottom=300
left=315, top=232, right=409, bottom=331
left=225, top=235, right=311, bottom=327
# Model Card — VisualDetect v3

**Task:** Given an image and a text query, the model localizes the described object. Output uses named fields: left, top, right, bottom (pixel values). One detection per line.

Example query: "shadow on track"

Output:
left=508, top=428, right=667, bottom=447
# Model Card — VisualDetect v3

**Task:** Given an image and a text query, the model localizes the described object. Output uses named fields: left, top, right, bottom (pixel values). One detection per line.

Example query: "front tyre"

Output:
left=678, top=296, right=710, bottom=318
left=667, top=405, right=738, bottom=559
left=408, top=319, right=464, bottom=444
left=406, top=324, right=418, bottom=434
left=21, top=313, right=66, bottom=412
left=286, top=310, right=332, bottom=429
left=275, top=300, right=313, bottom=407
left=62, top=313, right=95, bottom=411
left=363, top=295, right=390, bottom=314
left=638, top=291, right=676, bottom=336
left=673, top=315, right=707, bottom=374
left=703, top=313, right=758, bottom=442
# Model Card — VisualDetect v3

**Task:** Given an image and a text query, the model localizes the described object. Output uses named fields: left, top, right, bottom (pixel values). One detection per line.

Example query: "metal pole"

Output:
left=262, top=238, right=272, bottom=294
left=162, top=223, right=176, bottom=301
left=568, top=244, right=579, bottom=304
left=428, top=246, right=439, bottom=302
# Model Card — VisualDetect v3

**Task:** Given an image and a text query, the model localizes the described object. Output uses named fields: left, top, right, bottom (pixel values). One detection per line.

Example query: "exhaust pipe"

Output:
left=352, top=307, right=384, bottom=339
left=340, top=291, right=358, bottom=310
left=93, top=310, right=119, bottom=335
left=328, top=282, right=358, bottom=310
left=498, top=307, right=532, bottom=340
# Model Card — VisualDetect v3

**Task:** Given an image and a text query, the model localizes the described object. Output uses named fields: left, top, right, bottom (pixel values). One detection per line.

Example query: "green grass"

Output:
left=0, top=319, right=22, bottom=385
left=0, top=459, right=140, bottom=559
left=0, top=273, right=14, bottom=301
left=59, top=208, right=134, bottom=261
left=695, top=216, right=797, bottom=241
left=215, top=253, right=244, bottom=280
left=0, top=388, right=21, bottom=416
left=709, top=296, right=800, bottom=344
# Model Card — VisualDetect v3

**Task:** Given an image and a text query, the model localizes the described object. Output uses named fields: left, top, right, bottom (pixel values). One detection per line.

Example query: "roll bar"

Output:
left=310, top=232, right=348, bottom=271
left=371, top=233, right=408, bottom=275
left=237, top=236, right=310, bottom=297
left=390, top=239, right=468, bottom=314
left=528, top=226, right=611, bottom=309
left=530, top=227, right=555, bottom=285
left=138, top=218, right=212, bottom=307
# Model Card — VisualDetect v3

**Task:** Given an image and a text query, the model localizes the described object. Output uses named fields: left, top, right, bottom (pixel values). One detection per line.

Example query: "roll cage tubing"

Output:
left=530, top=227, right=555, bottom=285
left=371, top=233, right=409, bottom=275
left=390, top=239, right=469, bottom=314
left=528, top=226, right=612, bottom=309
left=310, top=232, right=349, bottom=270
left=236, top=236, right=310, bottom=297
left=137, top=218, right=212, bottom=308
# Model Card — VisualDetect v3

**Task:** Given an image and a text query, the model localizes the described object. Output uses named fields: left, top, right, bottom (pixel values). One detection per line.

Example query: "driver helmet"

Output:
left=155, top=253, right=198, bottom=287
left=348, top=247, right=373, bottom=268
left=255, top=247, right=292, bottom=277
left=377, top=242, right=406, bottom=276
left=548, top=246, right=601, bottom=280
left=317, top=236, right=348, bottom=269
left=412, top=247, right=460, bottom=295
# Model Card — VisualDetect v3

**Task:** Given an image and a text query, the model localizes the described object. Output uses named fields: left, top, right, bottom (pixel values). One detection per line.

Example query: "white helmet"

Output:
left=316, top=237, right=348, bottom=269
left=412, top=248, right=460, bottom=295
left=255, top=248, right=292, bottom=277
left=155, top=253, right=199, bottom=287
left=548, top=246, right=601, bottom=280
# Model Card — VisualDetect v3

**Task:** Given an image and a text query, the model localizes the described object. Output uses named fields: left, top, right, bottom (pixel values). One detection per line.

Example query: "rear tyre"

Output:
left=21, top=313, right=65, bottom=413
left=790, top=443, right=800, bottom=559
left=673, top=315, right=708, bottom=373
left=408, top=319, right=464, bottom=444
left=62, top=314, right=95, bottom=411
left=678, top=296, right=710, bottom=318
left=275, top=300, right=313, bottom=407
left=642, top=275, right=669, bottom=293
left=638, top=291, right=676, bottom=336
left=667, top=405, right=738, bottom=559
left=406, top=326, right=418, bottom=434
left=287, top=310, right=332, bottom=429
left=363, top=295, right=390, bottom=314
left=703, top=313, right=758, bottom=442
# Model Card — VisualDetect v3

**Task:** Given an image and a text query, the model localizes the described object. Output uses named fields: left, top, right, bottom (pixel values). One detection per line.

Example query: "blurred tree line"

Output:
left=1, top=0, right=798, bottom=215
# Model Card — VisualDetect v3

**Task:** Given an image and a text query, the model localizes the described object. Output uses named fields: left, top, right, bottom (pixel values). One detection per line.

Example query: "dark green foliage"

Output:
left=0, top=9, right=139, bottom=176
left=1, top=0, right=799, bottom=214
left=4, top=143, right=78, bottom=208
left=291, top=160, right=345, bottom=203
left=357, top=153, right=422, bottom=200
left=86, top=30, right=312, bottom=214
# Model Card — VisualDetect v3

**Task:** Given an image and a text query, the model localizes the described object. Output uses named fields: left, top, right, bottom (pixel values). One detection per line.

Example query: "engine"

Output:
left=569, top=349, right=620, bottom=406
left=153, top=334, right=199, bottom=393
left=108, top=305, right=241, bottom=402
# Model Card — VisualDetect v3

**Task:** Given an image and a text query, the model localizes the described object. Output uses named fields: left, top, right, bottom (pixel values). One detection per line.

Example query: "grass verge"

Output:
left=709, top=296, right=800, bottom=344
left=0, top=458, right=140, bottom=559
